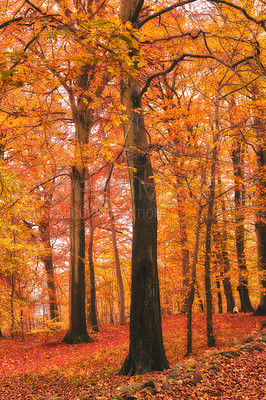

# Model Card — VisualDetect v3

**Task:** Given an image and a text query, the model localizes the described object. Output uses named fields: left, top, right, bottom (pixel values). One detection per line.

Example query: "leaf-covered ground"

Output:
left=0, top=314, right=265, bottom=399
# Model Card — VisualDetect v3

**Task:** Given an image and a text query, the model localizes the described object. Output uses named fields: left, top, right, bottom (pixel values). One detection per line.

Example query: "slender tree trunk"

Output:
left=175, top=182, right=190, bottom=313
left=106, top=167, right=126, bottom=325
left=216, top=277, right=223, bottom=313
left=231, top=136, right=254, bottom=312
left=10, top=275, right=15, bottom=334
left=203, top=100, right=220, bottom=348
left=39, top=182, right=59, bottom=321
left=87, top=172, right=99, bottom=332
left=217, top=171, right=236, bottom=313
left=119, top=0, right=168, bottom=376
left=63, top=166, right=91, bottom=343
left=187, top=166, right=206, bottom=355
left=253, top=87, right=266, bottom=316
left=204, top=152, right=216, bottom=348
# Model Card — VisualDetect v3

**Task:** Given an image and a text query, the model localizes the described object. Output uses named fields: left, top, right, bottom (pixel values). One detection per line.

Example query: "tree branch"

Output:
left=207, top=0, right=266, bottom=31
left=139, top=0, right=198, bottom=28
left=138, top=53, right=254, bottom=98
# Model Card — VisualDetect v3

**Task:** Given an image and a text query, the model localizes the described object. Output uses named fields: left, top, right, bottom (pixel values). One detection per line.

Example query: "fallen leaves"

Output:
left=0, top=314, right=265, bottom=399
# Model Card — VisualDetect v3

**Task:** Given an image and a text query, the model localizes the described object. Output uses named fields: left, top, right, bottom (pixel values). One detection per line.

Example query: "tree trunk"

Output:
left=175, top=183, right=190, bottom=313
left=253, top=87, right=266, bottom=316
left=10, top=275, right=15, bottom=334
left=119, top=0, right=168, bottom=376
left=106, top=167, right=126, bottom=325
left=204, top=150, right=216, bottom=348
left=217, top=170, right=236, bottom=313
left=63, top=166, right=91, bottom=343
left=87, top=172, right=99, bottom=332
left=119, top=81, right=168, bottom=375
left=64, top=67, right=94, bottom=343
left=203, top=100, right=220, bottom=348
left=187, top=166, right=206, bottom=355
left=216, top=278, right=223, bottom=313
left=39, top=181, right=59, bottom=321
left=231, top=136, right=254, bottom=312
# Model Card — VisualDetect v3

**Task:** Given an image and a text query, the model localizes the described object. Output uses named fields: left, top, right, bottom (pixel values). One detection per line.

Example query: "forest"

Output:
left=0, top=0, right=266, bottom=388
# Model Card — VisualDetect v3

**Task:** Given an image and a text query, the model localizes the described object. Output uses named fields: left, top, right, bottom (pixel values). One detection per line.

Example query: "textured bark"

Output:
left=119, top=79, right=168, bottom=375
left=231, top=138, right=254, bottom=312
left=87, top=173, right=99, bottom=332
left=119, top=0, right=168, bottom=375
left=204, top=151, right=216, bottom=348
left=63, top=166, right=91, bottom=343
left=106, top=169, right=126, bottom=326
left=253, top=90, right=266, bottom=316
left=64, top=66, right=95, bottom=343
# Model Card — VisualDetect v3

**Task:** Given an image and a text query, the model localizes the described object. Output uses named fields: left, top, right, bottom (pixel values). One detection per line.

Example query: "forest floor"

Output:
left=0, top=313, right=265, bottom=400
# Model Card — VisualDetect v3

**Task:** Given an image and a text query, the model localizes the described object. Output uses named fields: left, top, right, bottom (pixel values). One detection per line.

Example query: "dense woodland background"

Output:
left=0, top=0, right=265, bottom=371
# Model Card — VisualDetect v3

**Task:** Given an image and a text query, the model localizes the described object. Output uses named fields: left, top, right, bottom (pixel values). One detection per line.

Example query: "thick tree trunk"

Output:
left=63, top=166, right=91, bottom=343
left=87, top=173, right=99, bottom=332
left=64, top=66, right=95, bottom=343
left=106, top=168, right=126, bottom=325
left=119, top=79, right=168, bottom=375
left=119, top=0, right=168, bottom=375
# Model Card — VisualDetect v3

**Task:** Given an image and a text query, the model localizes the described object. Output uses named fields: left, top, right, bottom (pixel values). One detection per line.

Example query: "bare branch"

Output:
left=207, top=0, right=266, bottom=31
left=139, top=0, right=198, bottom=28
left=138, top=53, right=254, bottom=98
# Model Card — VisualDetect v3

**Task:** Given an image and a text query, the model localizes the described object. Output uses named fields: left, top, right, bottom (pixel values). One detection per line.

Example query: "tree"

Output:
left=39, top=179, right=60, bottom=321
left=87, top=171, right=99, bottom=332
left=252, top=84, right=266, bottom=316
left=230, top=101, right=254, bottom=312
left=119, top=0, right=169, bottom=375
left=105, top=165, right=126, bottom=326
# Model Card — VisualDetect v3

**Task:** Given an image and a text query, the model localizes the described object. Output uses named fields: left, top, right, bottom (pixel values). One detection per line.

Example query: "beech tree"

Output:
left=119, top=0, right=169, bottom=375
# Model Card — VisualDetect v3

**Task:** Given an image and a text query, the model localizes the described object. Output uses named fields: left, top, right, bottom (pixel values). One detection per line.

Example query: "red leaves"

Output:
left=0, top=314, right=265, bottom=399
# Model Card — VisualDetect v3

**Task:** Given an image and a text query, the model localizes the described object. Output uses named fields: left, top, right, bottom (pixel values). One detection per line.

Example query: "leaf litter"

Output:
left=0, top=314, right=265, bottom=399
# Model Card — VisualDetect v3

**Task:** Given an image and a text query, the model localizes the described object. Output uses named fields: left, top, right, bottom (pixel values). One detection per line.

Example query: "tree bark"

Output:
left=216, top=277, right=223, bottom=313
left=63, top=67, right=94, bottom=343
left=253, top=87, right=266, bottom=316
left=204, top=147, right=216, bottom=348
left=63, top=166, right=91, bottom=343
left=217, top=170, right=236, bottom=313
left=231, top=135, right=254, bottom=312
left=187, top=165, right=206, bottom=355
left=119, top=0, right=168, bottom=375
left=87, top=172, right=99, bottom=332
